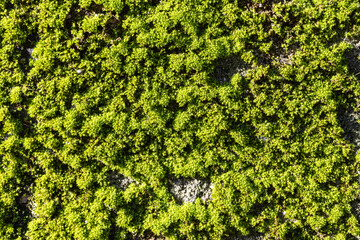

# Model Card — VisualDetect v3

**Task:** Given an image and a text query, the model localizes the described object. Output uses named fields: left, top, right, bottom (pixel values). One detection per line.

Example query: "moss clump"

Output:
left=1, top=0, right=360, bottom=239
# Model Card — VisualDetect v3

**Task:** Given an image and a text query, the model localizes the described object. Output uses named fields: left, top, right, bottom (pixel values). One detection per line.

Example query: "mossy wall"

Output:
left=1, top=0, right=360, bottom=239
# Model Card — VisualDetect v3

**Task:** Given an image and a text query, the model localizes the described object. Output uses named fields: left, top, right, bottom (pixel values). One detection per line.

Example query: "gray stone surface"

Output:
left=26, top=48, right=34, bottom=59
left=19, top=193, right=31, bottom=204
left=1, top=133, right=12, bottom=140
left=29, top=199, right=38, bottom=218
left=338, top=37, right=360, bottom=237
left=352, top=200, right=360, bottom=224
left=342, top=37, right=360, bottom=144
left=338, top=108, right=360, bottom=151
left=108, top=172, right=138, bottom=190
left=352, top=200, right=360, bottom=240
left=76, top=69, right=84, bottom=75
left=19, top=48, right=37, bottom=61
left=168, top=177, right=214, bottom=204
left=258, top=136, right=270, bottom=142
left=213, top=55, right=251, bottom=84
left=226, top=234, right=264, bottom=240
left=345, top=38, right=360, bottom=79
left=133, top=234, right=165, bottom=240
left=213, top=43, right=297, bottom=85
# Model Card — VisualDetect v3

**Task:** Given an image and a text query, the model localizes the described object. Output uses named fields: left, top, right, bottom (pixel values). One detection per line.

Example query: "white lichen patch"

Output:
left=168, top=177, right=214, bottom=204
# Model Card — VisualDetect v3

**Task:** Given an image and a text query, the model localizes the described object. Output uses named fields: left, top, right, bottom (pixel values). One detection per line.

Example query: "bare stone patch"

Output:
left=258, top=136, right=270, bottom=142
left=270, top=42, right=299, bottom=67
left=2, top=133, right=12, bottom=140
left=336, top=37, right=360, bottom=147
left=345, top=38, right=360, bottom=79
left=338, top=107, right=360, bottom=151
left=275, top=46, right=297, bottom=66
left=19, top=193, right=32, bottom=204
left=337, top=99, right=360, bottom=238
left=133, top=233, right=166, bottom=240
left=213, top=55, right=251, bottom=84
left=28, top=198, right=38, bottom=219
left=26, top=48, right=35, bottom=59
left=168, top=177, right=214, bottom=204
left=213, top=44, right=297, bottom=85
left=19, top=47, right=36, bottom=61
left=352, top=200, right=360, bottom=224
left=226, top=234, right=264, bottom=240
left=76, top=69, right=84, bottom=75
left=108, top=171, right=138, bottom=190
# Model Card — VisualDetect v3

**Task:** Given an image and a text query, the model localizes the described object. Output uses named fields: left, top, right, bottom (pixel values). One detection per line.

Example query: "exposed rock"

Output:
left=19, top=193, right=32, bottom=204
left=2, top=132, right=12, bottom=140
left=351, top=200, right=360, bottom=240
left=337, top=59, right=360, bottom=238
left=277, top=53, right=292, bottom=65
left=213, top=55, right=251, bottom=84
left=132, top=232, right=166, bottom=240
left=258, top=136, right=270, bottom=142
left=168, top=177, right=214, bottom=204
left=19, top=47, right=37, bottom=61
left=338, top=107, right=360, bottom=151
left=108, top=172, right=138, bottom=190
left=76, top=69, right=84, bottom=75
left=352, top=200, right=360, bottom=225
left=29, top=200, right=38, bottom=218
left=213, top=43, right=297, bottom=85
left=47, top=148, right=55, bottom=155
left=345, top=38, right=360, bottom=79
left=26, top=48, right=35, bottom=59
left=226, top=233, right=264, bottom=240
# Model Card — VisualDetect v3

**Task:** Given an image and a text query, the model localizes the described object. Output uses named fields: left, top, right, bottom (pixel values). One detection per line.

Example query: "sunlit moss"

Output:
left=1, top=0, right=360, bottom=239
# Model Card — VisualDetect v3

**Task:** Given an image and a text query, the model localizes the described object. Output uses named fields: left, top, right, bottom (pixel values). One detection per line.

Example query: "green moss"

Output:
left=1, top=0, right=360, bottom=239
